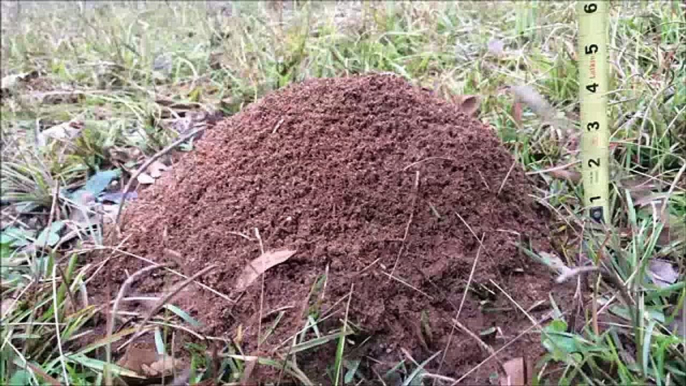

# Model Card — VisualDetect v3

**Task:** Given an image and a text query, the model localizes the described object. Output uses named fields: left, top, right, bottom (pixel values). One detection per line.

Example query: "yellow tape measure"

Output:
left=578, top=1, right=610, bottom=224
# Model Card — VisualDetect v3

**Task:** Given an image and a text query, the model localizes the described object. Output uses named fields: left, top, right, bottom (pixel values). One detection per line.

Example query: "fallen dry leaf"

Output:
left=500, top=357, right=530, bottom=386
left=143, top=355, right=183, bottom=377
left=137, top=173, right=155, bottom=185
left=454, top=95, right=481, bottom=117
left=37, top=121, right=81, bottom=148
left=1, top=298, right=17, bottom=319
left=548, top=169, right=581, bottom=184
left=117, top=347, right=159, bottom=374
left=108, top=146, right=142, bottom=164
left=487, top=38, right=506, bottom=58
left=234, top=249, right=297, bottom=291
left=147, top=160, right=168, bottom=179
left=117, top=347, right=183, bottom=378
left=512, top=101, right=523, bottom=127
left=648, top=259, right=679, bottom=289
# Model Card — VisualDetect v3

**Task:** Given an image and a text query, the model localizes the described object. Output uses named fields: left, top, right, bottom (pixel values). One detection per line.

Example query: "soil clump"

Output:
left=105, top=74, right=573, bottom=384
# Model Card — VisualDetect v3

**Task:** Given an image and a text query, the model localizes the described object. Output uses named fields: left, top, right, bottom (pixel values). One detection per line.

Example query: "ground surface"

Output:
left=104, top=74, right=575, bottom=383
left=1, top=2, right=684, bottom=386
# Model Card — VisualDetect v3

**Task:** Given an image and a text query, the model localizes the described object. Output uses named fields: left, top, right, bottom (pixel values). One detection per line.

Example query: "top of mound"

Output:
left=109, top=74, right=569, bottom=383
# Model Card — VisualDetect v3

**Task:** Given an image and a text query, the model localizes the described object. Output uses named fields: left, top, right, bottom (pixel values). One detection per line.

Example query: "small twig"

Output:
left=380, top=271, right=434, bottom=300
left=113, top=126, right=206, bottom=231
left=455, top=211, right=504, bottom=284
left=456, top=234, right=485, bottom=320
left=452, top=319, right=502, bottom=367
left=255, top=228, right=266, bottom=351
left=435, top=233, right=485, bottom=383
left=497, top=160, right=517, bottom=195
left=389, top=171, right=419, bottom=279
left=272, top=118, right=285, bottom=134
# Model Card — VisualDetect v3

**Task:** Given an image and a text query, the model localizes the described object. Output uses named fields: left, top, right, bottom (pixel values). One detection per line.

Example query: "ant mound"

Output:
left=112, top=74, right=572, bottom=383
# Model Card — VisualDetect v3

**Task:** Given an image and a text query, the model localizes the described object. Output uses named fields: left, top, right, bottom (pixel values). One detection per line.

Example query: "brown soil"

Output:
left=103, top=74, right=574, bottom=384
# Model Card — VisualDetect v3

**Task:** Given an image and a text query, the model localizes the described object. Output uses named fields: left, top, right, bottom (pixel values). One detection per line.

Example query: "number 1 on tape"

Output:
left=578, top=1, right=610, bottom=224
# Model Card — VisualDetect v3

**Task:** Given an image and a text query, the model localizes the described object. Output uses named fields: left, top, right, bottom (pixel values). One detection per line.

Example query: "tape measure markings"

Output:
left=578, top=1, right=610, bottom=224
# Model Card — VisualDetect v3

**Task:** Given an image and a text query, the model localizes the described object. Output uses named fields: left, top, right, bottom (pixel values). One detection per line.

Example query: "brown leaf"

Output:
left=116, top=347, right=159, bottom=374
left=234, top=249, right=297, bottom=291
left=108, top=147, right=142, bottom=164
left=1, top=297, right=16, bottom=319
left=633, top=193, right=669, bottom=208
left=487, top=39, right=505, bottom=58
left=454, top=95, right=481, bottom=117
left=117, top=347, right=183, bottom=378
left=548, top=169, right=581, bottom=184
left=147, top=160, right=168, bottom=179
left=648, top=259, right=679, bottom=288
left=137, top=173, right=155, bottom=185
left=144, top=355, right=183, bottom=377
left=240, top=359, right=258, bottom=386
left=500, top=357, right=530, bottom=386
left=512, top=101, right=522, bottom=127
left=637, top=206, right=686, bottom=247
left=25, top=362, right=61, bottom=386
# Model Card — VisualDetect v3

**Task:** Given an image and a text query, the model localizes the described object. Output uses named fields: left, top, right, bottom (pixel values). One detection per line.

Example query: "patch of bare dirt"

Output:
left=100, top=74, right=574, bottom=384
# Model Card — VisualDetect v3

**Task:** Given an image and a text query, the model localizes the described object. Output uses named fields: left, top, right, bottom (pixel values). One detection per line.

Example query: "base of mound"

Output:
left=95, top=74, right=576, bottom=384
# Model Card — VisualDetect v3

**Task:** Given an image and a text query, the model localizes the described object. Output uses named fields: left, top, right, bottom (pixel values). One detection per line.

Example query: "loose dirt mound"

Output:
left=109, top=74, right=572, bottom=383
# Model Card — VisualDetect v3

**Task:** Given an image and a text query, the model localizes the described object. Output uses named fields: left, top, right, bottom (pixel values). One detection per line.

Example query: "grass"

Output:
left=1, top=0, right=685, bottom=385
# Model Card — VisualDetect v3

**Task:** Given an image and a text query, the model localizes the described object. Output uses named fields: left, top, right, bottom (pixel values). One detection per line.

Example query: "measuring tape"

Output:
left=577, top=1, right=610, bottom=224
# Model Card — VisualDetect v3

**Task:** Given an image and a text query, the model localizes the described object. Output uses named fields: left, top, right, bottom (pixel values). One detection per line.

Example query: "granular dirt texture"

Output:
left=108, top=74, right=574, bottom=384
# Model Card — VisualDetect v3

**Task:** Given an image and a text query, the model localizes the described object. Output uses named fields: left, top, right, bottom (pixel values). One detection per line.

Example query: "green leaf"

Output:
left=344, top=359, right=361, bottom=384
left=0, top=244, right=12, bottom=259
left=164, top=304, right=202, bottom=327
left=34, top=221, right=66, bottom=247
left=1, top=227, right=35, bottom=247
left=402, top=350, right=441, bottom=386
left=8, top=369, right=31, bottom=385
left=542, top=319, right=579, bottom=361
left=71, top=169, right=121, bottom=200
left=290, top=331, right=354, bottom=354
left=67, top=353, right=142, bottom=378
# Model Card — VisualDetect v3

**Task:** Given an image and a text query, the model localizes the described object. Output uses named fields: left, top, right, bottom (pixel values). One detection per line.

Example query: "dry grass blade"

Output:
left=129, top=264, right=217, bottom=344
left=451, top=312, right=555, bottom=386
left=25, top=362, right=61, bottom=386
left=241, top=358, right=258, bottom=386
left=435, top=234, right=485, bottom=383
left=106, top=265, right=166, bottom=368
left=389, top=171, right=420, bottom=279
left=51, top=264, right=70, bottom=386
left=452, top=319, right=503, bottom=370
left=500, top=357, right=530, bottom=386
